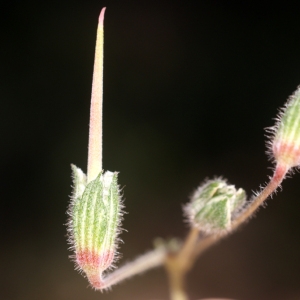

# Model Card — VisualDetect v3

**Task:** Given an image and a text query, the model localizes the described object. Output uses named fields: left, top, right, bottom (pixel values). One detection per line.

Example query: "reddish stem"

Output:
left=232, top=163, right=288, bottom=228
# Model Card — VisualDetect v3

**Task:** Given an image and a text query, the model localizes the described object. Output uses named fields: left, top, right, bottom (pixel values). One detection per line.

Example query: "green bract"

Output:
left=184, top=179, right=246, bottom=234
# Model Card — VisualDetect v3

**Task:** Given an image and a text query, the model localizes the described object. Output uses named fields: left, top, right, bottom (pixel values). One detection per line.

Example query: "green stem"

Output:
left=165, top=228, right=200, bottom=300
left=98, top=247, right=167, bottom=290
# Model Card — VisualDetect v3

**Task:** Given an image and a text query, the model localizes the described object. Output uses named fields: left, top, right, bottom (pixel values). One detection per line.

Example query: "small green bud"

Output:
left=184, top=179, right=246, bottom=234
left=68, top=165, right=122, bottom=289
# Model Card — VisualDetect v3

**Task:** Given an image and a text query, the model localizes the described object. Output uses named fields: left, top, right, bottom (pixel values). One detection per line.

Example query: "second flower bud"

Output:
left=184, top=179, right=246, bottom=234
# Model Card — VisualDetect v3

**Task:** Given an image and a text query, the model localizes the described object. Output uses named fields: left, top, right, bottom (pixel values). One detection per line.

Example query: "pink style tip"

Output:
left=99, top=7, right=106, bottom=26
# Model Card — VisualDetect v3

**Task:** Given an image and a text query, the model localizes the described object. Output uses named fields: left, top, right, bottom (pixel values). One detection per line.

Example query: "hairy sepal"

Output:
left=68, top=165, right=123, bottom=288
left=267, top=86, right=300, bottom=171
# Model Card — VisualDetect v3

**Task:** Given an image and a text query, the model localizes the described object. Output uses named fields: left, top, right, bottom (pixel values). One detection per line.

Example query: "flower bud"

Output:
left=68, top=165, right=122, bottom=289
left=184, top=179, right=246, bottom=234
left=271, top=86, right=300, bottom=171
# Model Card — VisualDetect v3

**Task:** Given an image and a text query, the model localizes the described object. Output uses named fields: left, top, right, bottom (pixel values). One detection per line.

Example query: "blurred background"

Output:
left=2, top=1, right=300, bottom=299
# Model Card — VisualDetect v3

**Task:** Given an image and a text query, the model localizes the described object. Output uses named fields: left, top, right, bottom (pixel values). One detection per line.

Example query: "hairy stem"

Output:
left=194, top=163, right=288, bottom=257
left=98, top=247, right=167, bottom=290
left=232, top=163, right=287, bottom=228
left=164, top=163, right=288, bottom=299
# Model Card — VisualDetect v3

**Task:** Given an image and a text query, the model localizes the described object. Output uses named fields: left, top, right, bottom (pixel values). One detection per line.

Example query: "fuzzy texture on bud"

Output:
left=184, top=179, right=246, bottom=234
left=67, top=165, right=123, bottom=289
left=269, top=86, right=300, bottom=172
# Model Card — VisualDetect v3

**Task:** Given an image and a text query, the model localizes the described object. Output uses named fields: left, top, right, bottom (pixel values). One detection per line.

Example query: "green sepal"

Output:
left=71, top=164, right=87, bottom=200
left=195, top=197, right=230, bottom=230
left=73, top=171, right=120, bottom=254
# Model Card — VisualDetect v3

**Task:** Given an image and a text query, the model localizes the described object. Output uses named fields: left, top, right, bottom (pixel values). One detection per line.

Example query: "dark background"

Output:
left=2, top=1, right=300, bottom=299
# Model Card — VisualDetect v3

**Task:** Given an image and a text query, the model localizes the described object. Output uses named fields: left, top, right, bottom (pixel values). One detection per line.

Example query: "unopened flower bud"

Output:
left=184, top=179, right=246, bottom=234
left=68, top=165, right=122, bottom=289
left=271, top=86, right=300, bottom=171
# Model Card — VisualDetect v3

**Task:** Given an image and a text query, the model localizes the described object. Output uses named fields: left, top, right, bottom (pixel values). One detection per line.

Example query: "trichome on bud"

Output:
left=269, top=86, right=300, bottom=177
left=184, top=179, right=246, bottom=234
left=68, top=165, right=122, bottom=289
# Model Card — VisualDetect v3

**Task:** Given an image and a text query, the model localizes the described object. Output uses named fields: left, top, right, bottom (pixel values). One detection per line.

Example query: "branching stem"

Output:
left=165, top=228, right=199, bottom=300
left=163, top=163, right=288, bottom=299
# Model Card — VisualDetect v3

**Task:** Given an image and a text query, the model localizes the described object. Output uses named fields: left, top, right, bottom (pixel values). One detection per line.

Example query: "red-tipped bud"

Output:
left=272, top=86, right=300, bottom=170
